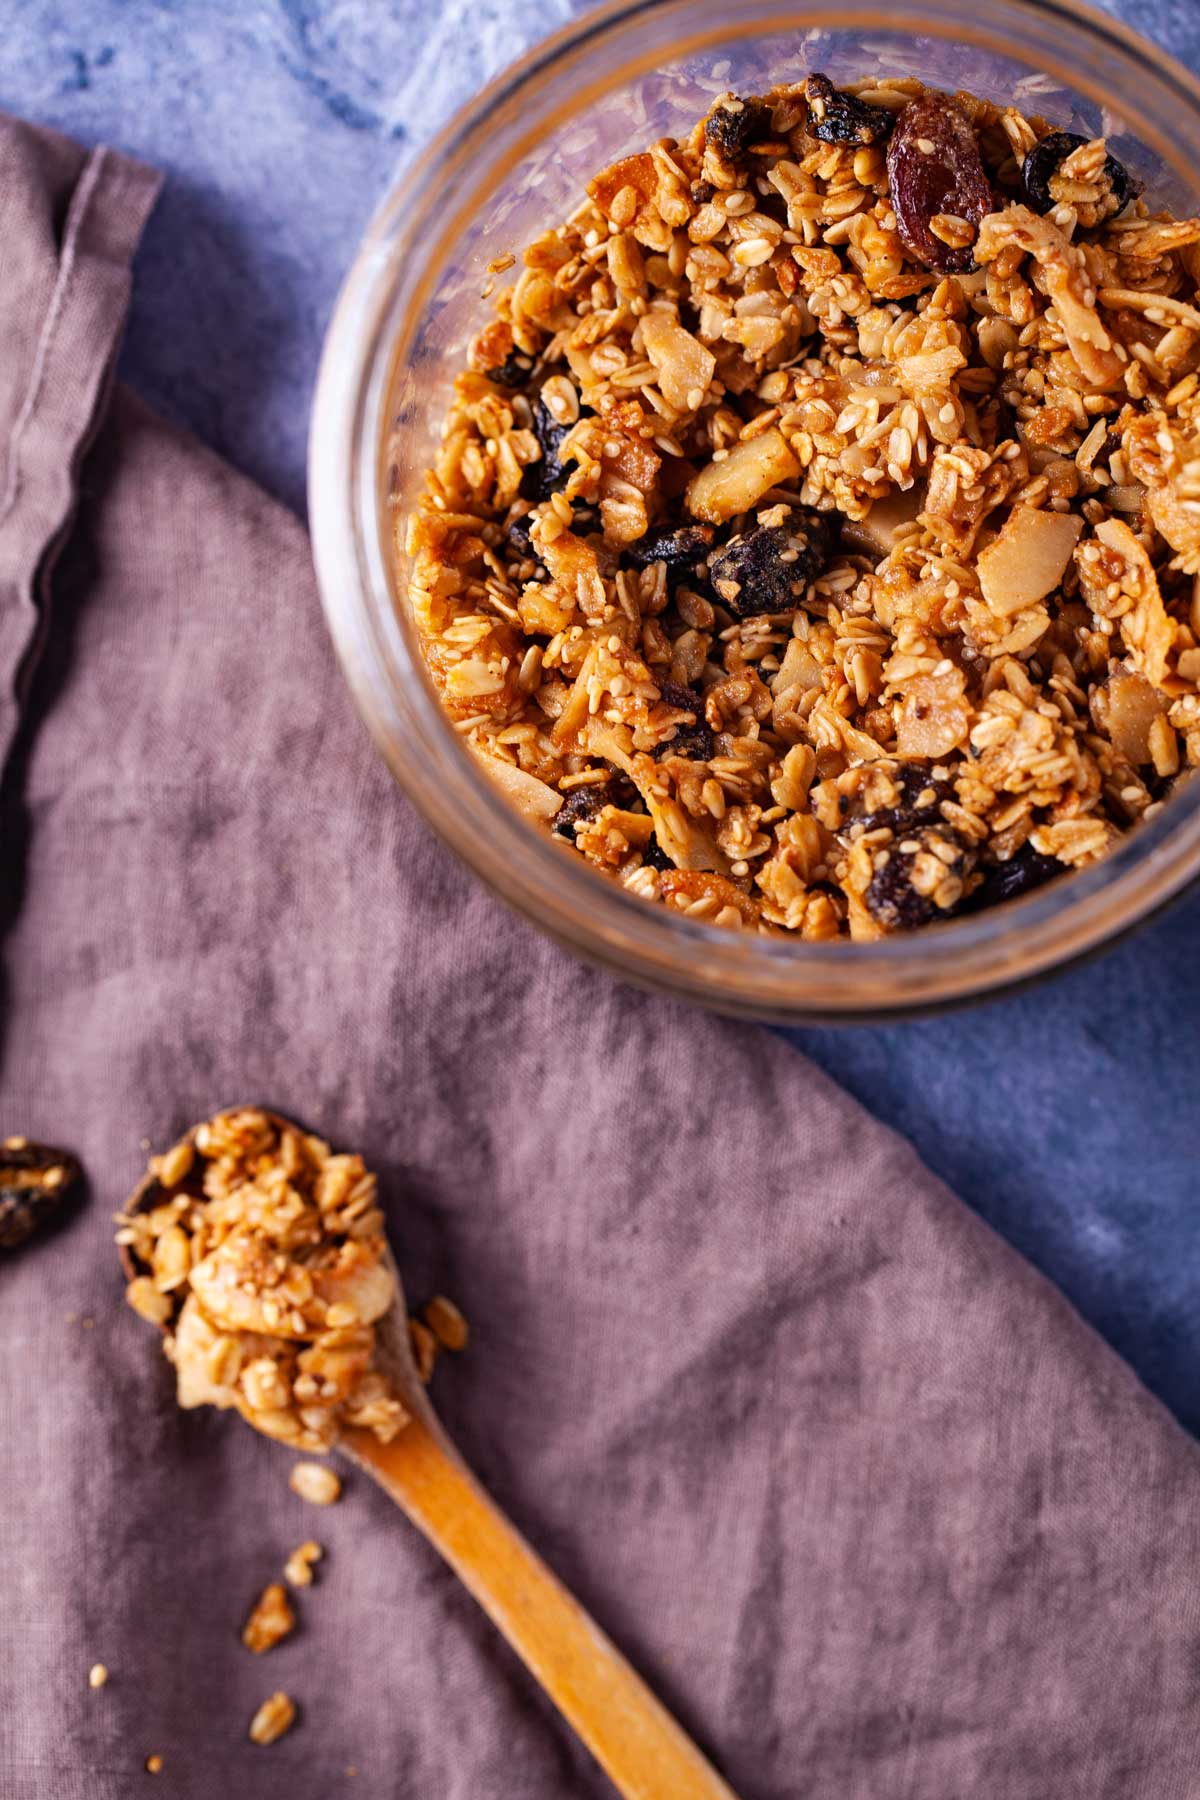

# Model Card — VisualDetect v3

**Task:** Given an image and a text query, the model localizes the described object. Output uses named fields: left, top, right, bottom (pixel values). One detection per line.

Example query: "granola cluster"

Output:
left=403, top=72, right=1200, bottom=937
left=117, top=1108, right=407, bottom=1451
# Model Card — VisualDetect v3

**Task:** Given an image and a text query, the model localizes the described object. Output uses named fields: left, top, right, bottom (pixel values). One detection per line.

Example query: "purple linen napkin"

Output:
left=1, top=118, right=1198, bottom=1800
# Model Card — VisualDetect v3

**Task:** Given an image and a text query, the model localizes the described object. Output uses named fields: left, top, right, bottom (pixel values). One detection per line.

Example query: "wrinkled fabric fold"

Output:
left=1, top=115, right=1199, bottom=1800
left=0, top=120, right=159, bottom=772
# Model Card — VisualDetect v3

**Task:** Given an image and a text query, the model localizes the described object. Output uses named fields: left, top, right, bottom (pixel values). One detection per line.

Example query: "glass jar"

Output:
left=310, top=0, right=1200, bottom=1021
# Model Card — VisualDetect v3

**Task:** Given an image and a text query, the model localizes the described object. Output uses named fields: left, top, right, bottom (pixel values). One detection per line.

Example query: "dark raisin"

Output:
left=708, top=506, right=834, bottom=619
left=0, top=1136, right=82, bottom=1249
left=804, top=73, right=894, bottom=147
left=887, top=94, right=992, bottom=274
left=643, top=833, right=674, bottom=870
left=506, top=515, right=537, bottom=560
left=963, top=843, right=1063, bottom=911
left=864, top=838, right=948, bottom=930
left=1021, top=130, right=1137, bottom=219
left=624, top=524, right=716, bottom=577
left=486, top=351, right=535, bottom=388
left=520, top=397, right=572, bottom=502
left=652, top=681, right=715, bottom=762
left=691, top=179, right=717, bottom=206
left=553, top=775, right=639, bottom=839
left=704, top=96, right=767, bottom=161
left=856, top=767, right=955, bottom=834
left=839, top=770, right=974, bottom=931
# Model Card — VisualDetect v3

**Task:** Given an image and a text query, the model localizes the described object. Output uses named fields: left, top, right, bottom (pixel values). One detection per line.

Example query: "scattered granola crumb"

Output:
left=289, top=1461, right=341, bottom=1507
left=88, top=1662, right=109, bottom=1689
left=424, top=1295, right=469, bottom=1352
left=145, top=1753, right=163, bottom=1775
left=283, top=1541, right=323, bottom=1589
left=409, top=1318, right=438, bottom=1384
left=249, top=1691, right=297, bottom=1746
left=242, top=1582, right=296, bottom=1654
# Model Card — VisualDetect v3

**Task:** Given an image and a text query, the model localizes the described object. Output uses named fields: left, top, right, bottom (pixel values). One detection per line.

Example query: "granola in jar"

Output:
left=402, top=72, right=1200, bottom=938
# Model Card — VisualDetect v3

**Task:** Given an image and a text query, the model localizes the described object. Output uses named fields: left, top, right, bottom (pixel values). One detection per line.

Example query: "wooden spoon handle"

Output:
left=344, top=1419, right=740, bottom=1800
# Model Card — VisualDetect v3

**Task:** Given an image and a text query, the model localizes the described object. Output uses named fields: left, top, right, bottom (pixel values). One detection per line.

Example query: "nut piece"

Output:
left=289, top=1461, right=341, bottom=1507
left=242, top=1583, right=296, bottom=1654
left=977, top=507, right=1083, bottom=615
left=88, top=1663, right=109, bottom=1689
left=686, top=429, right=801, bottom=524
left=424, top=1295, right=470, bottom=1353
left=249, top=1692, right=297, bottom=1746
left=283, top=1541, right=323, bottom=1589
left=409, top=1319, right=438, bottom=1384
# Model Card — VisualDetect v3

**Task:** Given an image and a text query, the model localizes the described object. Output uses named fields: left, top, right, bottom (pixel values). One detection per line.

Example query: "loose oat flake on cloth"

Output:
left=1, top=116, right=1200, bottom=1800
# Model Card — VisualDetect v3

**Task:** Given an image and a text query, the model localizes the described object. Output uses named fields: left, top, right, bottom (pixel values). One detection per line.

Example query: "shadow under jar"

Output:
left=310, top=0, right=1200, bottom=1022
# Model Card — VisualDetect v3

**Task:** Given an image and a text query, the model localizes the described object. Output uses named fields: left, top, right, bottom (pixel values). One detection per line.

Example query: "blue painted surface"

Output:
left=1, top=1, right=1197, bottom=1426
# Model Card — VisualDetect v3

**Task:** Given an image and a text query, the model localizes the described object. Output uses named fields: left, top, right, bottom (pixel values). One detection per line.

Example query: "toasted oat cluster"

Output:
left=403, top=72, right=1200, bottom=937
left=117, top=1108, right=407, bottom=1451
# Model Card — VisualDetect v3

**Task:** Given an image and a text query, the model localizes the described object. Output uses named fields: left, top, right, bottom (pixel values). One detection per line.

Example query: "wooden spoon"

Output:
left=121, top=1113, right=740, bottom=1800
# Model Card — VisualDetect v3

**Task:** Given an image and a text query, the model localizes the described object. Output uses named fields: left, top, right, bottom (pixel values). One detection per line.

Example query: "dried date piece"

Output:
left=1020, top=130, right=1136, bottom=220
left=652, top=681, right=715, bottom=762
left=0, top=1137, right=82, bottom=1249
left=708, top=505, right=834, bottom=618
left=887, top=93, right=992, bottom=273
left=804, top=73, right=894, bottom=147
left=704, top=96, right=768, bottom=161
left=624, top=523, right=715, bottom=577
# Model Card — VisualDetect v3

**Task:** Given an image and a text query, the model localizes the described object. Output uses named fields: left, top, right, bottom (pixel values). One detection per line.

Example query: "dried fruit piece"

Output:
left=842, top=771, right=975, bottom=931
left=686, top=428, right=800, bottom=524
left=887, top=94, right=992, bottom=273
left=486, top=350, right=536, bottom=389
left=965, top=844, right=1062, bottom=911
left=520, top=398, right=572, bottom=502
left=552, top=774, right=639, bottom=839
left=0, top=1136, right=81, bottom=1249
left=624, top=523, right=715, bottom=576
left=642, top=833, right=674, bottom=871
left=1021, top=131, right=1135, bottom=220
left=505, top=515, right=538, bottom=561
left=804, top=73, right=894, bottom=147
left=652, top=681, right=715, bottom=762
left=704, top=95, right=768, bottom=160
left=708, top=505, right=834, bottom=618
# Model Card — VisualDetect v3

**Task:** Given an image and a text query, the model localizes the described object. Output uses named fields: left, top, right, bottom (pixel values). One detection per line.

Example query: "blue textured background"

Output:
left=2, top=2, right=1197, bottom=1426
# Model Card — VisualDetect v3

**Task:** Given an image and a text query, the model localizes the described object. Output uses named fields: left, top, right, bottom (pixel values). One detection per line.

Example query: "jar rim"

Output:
left=310, top=0, right=1200, bottom=1020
